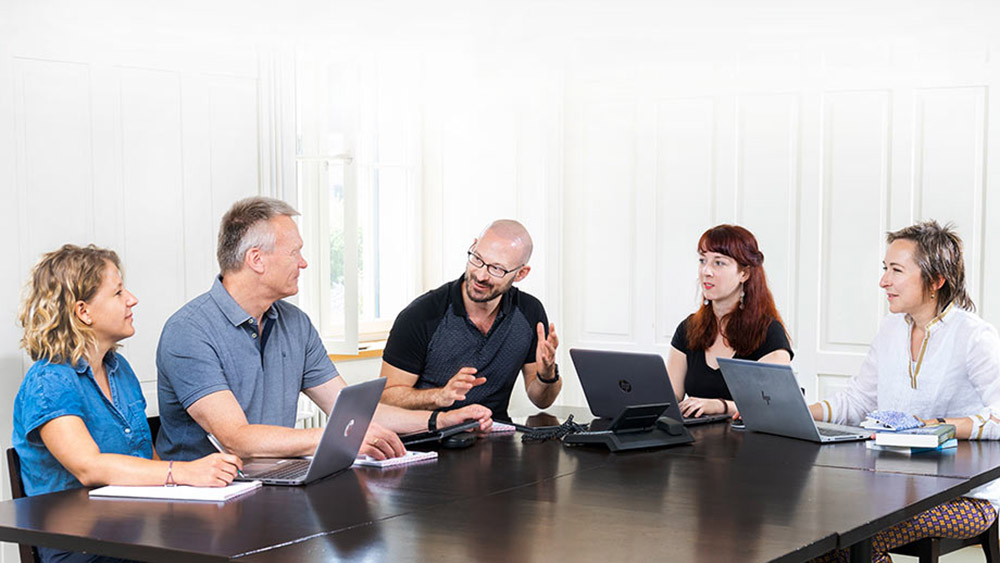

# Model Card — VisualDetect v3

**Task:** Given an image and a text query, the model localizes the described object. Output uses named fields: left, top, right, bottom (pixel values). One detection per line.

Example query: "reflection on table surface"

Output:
left=1, top=410, right=999, bottom=563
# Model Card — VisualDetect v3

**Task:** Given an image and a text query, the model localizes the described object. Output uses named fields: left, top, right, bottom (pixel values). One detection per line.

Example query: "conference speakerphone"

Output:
left=562, top=403, right=694, bottom=452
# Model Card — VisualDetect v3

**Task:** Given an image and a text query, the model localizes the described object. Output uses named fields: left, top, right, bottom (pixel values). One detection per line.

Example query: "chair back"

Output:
left=5, top=448, right=40, bottom=563
left=147, top=415, right=161, bottom=444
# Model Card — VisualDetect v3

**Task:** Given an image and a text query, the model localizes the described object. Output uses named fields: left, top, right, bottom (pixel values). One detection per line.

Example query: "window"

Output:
left=295, top=52, right=421, bottom=352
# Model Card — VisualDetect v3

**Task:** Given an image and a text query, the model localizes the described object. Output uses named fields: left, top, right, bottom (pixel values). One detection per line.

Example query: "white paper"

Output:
left=89, top=480, right=262, bottom=502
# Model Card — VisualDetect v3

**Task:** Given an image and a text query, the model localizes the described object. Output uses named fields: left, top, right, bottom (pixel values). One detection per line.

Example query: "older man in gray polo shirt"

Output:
left=156, top=197, right=491, bottom=462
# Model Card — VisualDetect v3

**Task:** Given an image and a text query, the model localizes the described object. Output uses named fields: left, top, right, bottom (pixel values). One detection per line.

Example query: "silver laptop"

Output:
left=238, top=378, right=385, bottom=485
left=570, top=348, right=731, bottom=427
left=717, top=358, right=869, bottom=443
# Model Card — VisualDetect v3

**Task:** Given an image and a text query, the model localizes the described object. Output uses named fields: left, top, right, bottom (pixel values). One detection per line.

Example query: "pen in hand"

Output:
left=206, top=433, right=246, bottom=478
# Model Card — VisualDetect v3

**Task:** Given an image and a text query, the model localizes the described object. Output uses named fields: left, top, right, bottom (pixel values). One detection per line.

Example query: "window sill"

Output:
left=328, top=340, right=386, bottom=363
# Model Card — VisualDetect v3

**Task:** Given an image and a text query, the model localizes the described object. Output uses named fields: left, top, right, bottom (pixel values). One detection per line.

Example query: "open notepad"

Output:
left=89, top=480, right=262, bottom=502
left=353, top=450, right=438, bottom=468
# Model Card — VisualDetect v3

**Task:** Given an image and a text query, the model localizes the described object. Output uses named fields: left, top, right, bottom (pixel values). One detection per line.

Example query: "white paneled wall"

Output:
left=558, top=12, right=1000, bottom=411
left=0, top=6, right=262, bottom=560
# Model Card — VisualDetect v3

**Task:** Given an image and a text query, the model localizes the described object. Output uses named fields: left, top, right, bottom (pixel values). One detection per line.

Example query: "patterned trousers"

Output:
left=813, top=496, right=997, bottom=563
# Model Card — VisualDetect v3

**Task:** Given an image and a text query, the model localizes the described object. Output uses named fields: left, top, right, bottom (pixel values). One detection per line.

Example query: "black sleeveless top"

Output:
left=670, top=315, right=793, bottom=400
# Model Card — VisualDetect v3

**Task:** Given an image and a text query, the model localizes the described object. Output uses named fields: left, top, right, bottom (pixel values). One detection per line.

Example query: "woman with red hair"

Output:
left=666, top=224, right=793, bottom=418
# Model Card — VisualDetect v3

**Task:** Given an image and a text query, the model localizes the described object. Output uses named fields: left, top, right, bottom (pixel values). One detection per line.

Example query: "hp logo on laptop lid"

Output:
left=619, top=380, right=632, bottom=392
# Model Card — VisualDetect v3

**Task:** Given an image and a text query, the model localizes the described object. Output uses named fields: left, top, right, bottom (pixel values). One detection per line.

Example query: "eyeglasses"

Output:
left=467, top=250, right=522, bottom=278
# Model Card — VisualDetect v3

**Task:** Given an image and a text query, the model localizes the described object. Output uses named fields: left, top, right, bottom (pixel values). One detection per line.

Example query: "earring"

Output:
left=931, top=292, right=936, bottom=300
left=739, top=285, right=745, bottom=310
left=703, top=298, right=710, bottom=306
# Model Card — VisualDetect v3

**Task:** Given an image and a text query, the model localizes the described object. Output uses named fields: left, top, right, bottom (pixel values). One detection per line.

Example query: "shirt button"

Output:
left=249, top=319, right=255, bottom=324
left=252, top=333, right=257, bottom=338
left=125, top=428, right=131, bottom=434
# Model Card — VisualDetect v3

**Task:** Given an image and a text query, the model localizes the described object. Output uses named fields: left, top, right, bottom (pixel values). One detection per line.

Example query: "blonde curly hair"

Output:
left=19, top=244, right=122, bottom=365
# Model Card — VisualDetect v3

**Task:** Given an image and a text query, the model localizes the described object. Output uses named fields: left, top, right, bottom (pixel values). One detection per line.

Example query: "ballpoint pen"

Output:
left=206, top=433, right=246, bottom=478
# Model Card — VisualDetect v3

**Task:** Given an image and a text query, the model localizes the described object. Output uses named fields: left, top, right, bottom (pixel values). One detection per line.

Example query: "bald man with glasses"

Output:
left=380, top=220, right=561, bottom=422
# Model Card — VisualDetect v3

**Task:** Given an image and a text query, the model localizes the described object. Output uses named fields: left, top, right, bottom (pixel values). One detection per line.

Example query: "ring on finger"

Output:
left=371, top=437, right=381, bottom=447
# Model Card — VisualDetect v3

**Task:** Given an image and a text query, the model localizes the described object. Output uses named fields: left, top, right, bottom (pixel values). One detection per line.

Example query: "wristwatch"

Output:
left=537, top=364, right=560, bottom=384
left=428, top=409, right=441, bottom=432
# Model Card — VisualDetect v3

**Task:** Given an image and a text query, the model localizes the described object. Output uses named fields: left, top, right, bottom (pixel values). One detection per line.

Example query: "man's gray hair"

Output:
left=217, top=197, right=300, bottom=273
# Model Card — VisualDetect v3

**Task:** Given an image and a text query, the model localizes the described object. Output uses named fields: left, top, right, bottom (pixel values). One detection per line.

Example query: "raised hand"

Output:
left=436, top=367, right=487, bottom=408
left=535, top=322, right=559, bottom=380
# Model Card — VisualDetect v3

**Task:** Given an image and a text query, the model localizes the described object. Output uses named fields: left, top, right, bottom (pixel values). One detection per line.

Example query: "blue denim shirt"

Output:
left=156, top=277, right=338, bottom=461
left=12, top=353, right=152, bottom=497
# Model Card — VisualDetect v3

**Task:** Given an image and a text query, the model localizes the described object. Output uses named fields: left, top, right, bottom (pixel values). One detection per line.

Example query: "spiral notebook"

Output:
left=353, top=450, right=438, bottom=468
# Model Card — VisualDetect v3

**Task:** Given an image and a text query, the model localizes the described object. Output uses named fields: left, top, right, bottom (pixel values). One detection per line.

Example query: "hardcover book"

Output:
left=874, top=424, right=956, bottom=449
left=867, top=438, right=958, bottom=455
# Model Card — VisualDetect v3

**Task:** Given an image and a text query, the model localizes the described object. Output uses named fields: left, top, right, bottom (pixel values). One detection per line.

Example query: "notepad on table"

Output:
left=354, top=450, right=438, bottom=468
left=89, top=480, right=262, bottom=502
left=490, top=421, right=517, bottom=433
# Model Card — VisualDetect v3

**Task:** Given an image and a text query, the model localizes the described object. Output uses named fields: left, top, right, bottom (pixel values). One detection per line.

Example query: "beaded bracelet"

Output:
left=165, top=460, right=176, bottom=487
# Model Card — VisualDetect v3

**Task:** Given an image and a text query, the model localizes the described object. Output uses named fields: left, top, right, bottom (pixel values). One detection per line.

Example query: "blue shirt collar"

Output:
left=72, top=353, right=121, bottom=376
left=210, top=276, right=279, bottom=327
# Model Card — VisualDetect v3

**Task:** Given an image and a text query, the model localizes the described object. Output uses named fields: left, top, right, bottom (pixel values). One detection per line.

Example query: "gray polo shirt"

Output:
left=155, top=277, right=338, bottom=461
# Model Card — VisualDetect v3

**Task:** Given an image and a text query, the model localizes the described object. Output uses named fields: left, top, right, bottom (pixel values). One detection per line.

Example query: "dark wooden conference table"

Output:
left=2, top=407, right=1000, bottom=563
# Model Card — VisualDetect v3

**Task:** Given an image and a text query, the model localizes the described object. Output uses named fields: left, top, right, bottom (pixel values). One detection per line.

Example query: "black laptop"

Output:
left=570, top=348, right=732, bottom=427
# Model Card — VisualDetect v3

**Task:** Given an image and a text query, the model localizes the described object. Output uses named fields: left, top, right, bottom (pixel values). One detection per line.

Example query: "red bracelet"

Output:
left=165, top=460, right=176, bottom=487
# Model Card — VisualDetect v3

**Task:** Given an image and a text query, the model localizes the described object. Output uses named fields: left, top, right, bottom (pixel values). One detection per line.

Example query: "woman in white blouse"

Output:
left=809, top=220, right=1000, bottom=562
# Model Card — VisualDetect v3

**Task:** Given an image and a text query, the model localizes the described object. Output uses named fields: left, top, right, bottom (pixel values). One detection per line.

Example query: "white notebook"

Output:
left=89, top=480, right=262, bottom=502
left=353, top=450, right=438, bottom=468
left=490, top=421, right=516, bottom=433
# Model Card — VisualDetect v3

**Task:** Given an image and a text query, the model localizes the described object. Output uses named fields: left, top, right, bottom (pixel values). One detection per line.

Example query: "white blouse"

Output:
left=823, top=305, right=1000, bottom=504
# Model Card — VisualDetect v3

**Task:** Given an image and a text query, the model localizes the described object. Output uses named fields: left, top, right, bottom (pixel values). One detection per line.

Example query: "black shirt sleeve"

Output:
left=746, top=320, right=794, bottom=361
left=382, top=288, right=450, bottom=375
left=670, top=316, right=692, bottom=352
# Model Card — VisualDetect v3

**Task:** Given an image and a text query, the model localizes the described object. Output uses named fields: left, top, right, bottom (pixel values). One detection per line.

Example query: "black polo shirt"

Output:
left=383, top=275, right=548, bottom=420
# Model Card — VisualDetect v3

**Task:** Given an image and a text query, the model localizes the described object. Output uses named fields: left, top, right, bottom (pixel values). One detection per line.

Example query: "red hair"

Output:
left=686, top=224, right=787, bottom=355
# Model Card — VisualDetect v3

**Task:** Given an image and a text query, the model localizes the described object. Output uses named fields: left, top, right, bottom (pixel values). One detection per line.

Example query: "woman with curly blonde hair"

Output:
left=13, top=244, right=242, bottom=563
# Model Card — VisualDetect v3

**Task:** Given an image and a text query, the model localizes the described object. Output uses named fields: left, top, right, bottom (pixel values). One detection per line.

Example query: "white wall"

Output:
left=556, top=3, right=1000, bottom=409
left=0, top=3, right=262, bottom=560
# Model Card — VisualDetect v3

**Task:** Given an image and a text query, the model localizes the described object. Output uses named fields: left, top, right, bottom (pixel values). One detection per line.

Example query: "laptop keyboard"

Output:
left=254, top=459, right=311, bottom=480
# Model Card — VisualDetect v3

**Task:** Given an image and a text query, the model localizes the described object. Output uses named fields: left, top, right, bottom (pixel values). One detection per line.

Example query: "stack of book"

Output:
left=869, top=423, right=957, bottom=455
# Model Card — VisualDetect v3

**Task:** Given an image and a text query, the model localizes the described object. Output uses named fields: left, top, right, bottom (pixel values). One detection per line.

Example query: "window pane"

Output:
left=326, top=160, right=347, bottom=332
left=370, top=167, right=409, bottom=321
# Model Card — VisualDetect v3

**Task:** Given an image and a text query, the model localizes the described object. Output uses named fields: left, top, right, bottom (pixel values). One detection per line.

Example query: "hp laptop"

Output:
left=717, top=358, right=869, bottom=443
left=570, top=348, right=731, bottom=427
left=238, top=378, right=385, bottom=485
